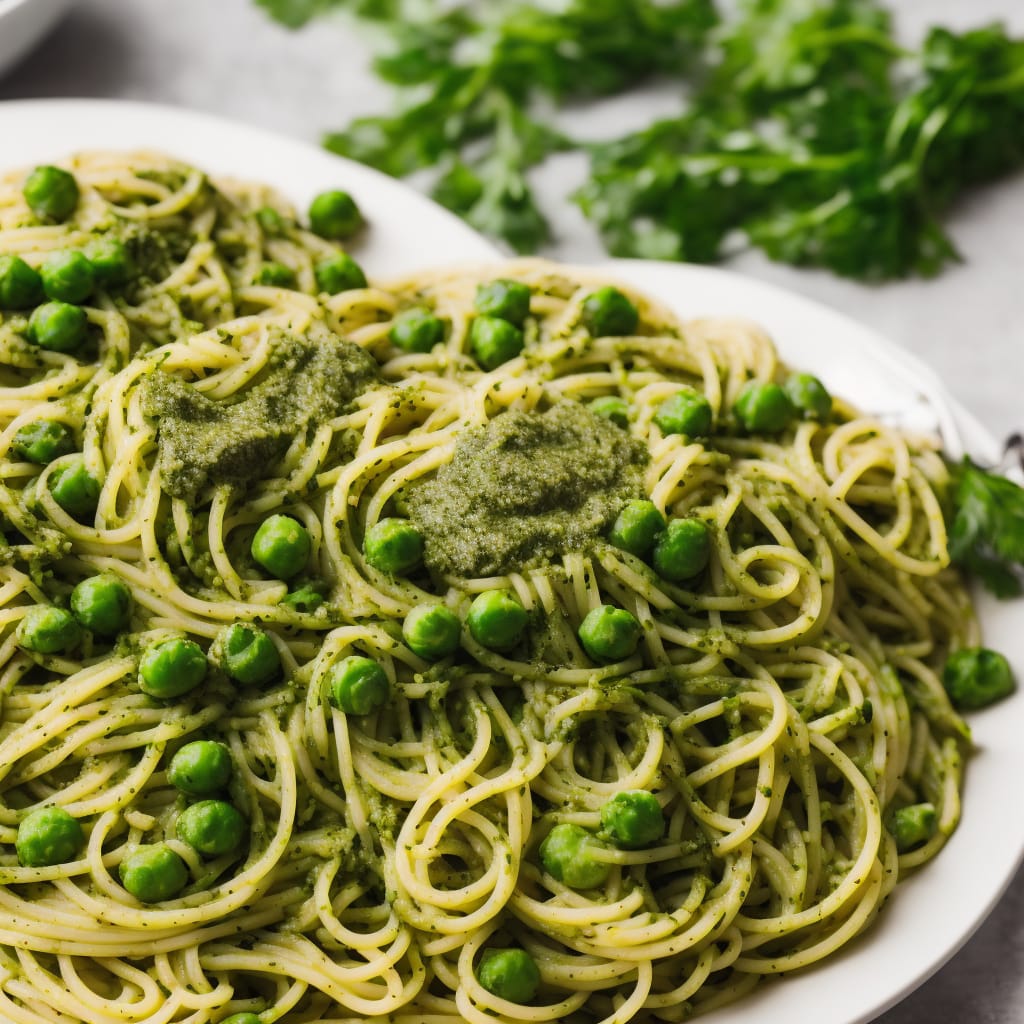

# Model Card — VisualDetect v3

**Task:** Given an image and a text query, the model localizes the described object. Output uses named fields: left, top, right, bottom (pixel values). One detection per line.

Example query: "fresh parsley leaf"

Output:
left=948, top=458, right=1024, bottom=598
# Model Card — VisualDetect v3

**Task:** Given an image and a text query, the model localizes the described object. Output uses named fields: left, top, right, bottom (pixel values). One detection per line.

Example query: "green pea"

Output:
left=253, top=262, right=297, bottom=288
left=40, top=251, right=95, bottom=304
left=539, top=822, right=611, bottom=889
left=176, top=799, right=247, bottom=857
left=653, top=388, right=713, bottom=438
left=467, top=590, right=528, bottom=651
left=600, top=790, right=664, bottom=849
left=308, top=189, right=363, bottom=239
left=119, top=843, right=189, bottom=902
left=83, top=237, right=135, bottom=288
left=11, top=420, right=75, bottom=464
left=220, top=1015, right=263, bottom=1024
left=363, top=517, right=423, bottom=575
left=581, top=286, right=638, bottom=337
left=0, top=255, right=43, bottom=309
left=23, top=165, right=79, bottom=222
left=389, top=308, right=445, bottom=354
left=251, top=514, right=311, bottom=580
left=168, top=740, right=233, bottom=796
left=280, top=583, right=326, bottom=614
left=942, top=647, right=1015, bottom=709
left=139, top=637, right=208, bottom=699
left=315, top=253, right=367, bottom=294
left=577, top=605, right=641, bottom=662
left=890, top=802, right=938, bottom=852
left=734, top=380, right=796, bottom=434
left=218, top=623, right=281, bottom=687
left=48, top=455, right=101, bottom=518
left=474, top=279, right=532, bottom=326
left=328, top=655, right=391, bottom=715
left=256, top=205, right=286, bottom=236
left=587, top=395, right=630, bottom=428
left=477, top=948, right=541, bottom=1004
left=16, top=806, right=84, bottom=867
left=17, top=605, right=81, bottom=655
left=27, top=301, right=89, bottom=353
left=470, top=316, right=525, bottom=371
left=70, top=574, right=132, bottom=636
left=785, top=372, right=832, bottom=421
left=652, top=518, right=711, bottom=582
left=403, top=603, right=461, bottom=660
left=608, top=499, right=666, bottom=557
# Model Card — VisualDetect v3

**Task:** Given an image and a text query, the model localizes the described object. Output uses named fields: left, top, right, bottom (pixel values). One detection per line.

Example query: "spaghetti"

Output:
left=0, top=153, right=976, bottom=1024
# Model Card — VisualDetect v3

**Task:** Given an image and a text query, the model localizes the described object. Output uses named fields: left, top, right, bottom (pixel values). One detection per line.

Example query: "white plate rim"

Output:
left=0, top=102, right=1020, bottom=1024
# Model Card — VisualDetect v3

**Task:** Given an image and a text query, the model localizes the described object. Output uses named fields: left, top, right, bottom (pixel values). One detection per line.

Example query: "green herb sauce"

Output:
left=407, top=402, right=648, bottom=577
left=141, top=327, right=378, bottom=502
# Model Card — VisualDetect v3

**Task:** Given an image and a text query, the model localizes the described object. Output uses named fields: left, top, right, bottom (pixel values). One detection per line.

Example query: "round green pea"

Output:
left=83, top=237, right=135, bottom=288
left=588, top=395, right=630, bottom=428
left=942, top=647, right=1015, bottom=710
left=176, top=799, right=247, bottom=857
left=23, top=166, right=79, bottom=222
left=308, top=189, right=363, bottom=240
left=218, top=623, right=281, bottom=687
left=11, top=420, right=75, bottom=465
left=70, top=574, right=132, bottom=636
left=581, top=286, right=638, bottom=337
left=17, top=605, right=81, bottom=655
left=577, top=605, right=641, bottom=662
left=168, top=740, right=233, bottom=796
left=328, top=655, right=391, bottom=715
left=653, top=517, right=711, bottom=582
left=785, top=372, right=832, bottom=421
left=315, top=253, right=367, bottom=294
left=539, top=822, right=611, bottom=889
left=16, top=806, right=84, bottom=867
left=467, top=590, right=528, bottom=651
left=220, top=1016, right=262, bottom=1024
left=654, top=388, right=713, bottom=438
left=477, top=948, right=541, bottom=1004
left=280, top=583, right=326, bottom=614
left=403, top=603, right=461, bottom=660
left=119, top=843, right=189, bottom=902
left=608, top=499, right=666, bottom=557
left=600, top=790, right=664, bottom=849
left=48, top=455, right=101, bottom=518
left=474, top=279, right=532, bottom=326
left=363, top=518, right=423, bottom=575
left=470, top=316, right=525, bottom=371
left=0, top=255, right=43, bottom=309
left=27, top=301, right=89, bottom=353
left=253, top=262, right=297, bottom=288
left=40, top=251, right=95, bottom=304
left=251, top=514, right=311, bottom=580
left=734, top=380, right=796, bottom=434
left=389, top=308, right=445, bottom=354
left=890, top=802, right=938, bottom=852
left=139, top=637, right=208, bottom=699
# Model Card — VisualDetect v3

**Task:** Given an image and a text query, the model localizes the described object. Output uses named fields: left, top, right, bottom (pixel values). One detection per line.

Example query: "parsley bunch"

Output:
left=257, top=0, right=1024, bottom=275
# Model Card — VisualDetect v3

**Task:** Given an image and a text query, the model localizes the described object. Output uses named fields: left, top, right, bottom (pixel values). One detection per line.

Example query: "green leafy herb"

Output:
left=948, top=458, right=1024, bottom=598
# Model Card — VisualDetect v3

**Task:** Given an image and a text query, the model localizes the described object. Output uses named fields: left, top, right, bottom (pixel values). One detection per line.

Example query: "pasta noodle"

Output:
left=0, top=152, right=977, bottom=1024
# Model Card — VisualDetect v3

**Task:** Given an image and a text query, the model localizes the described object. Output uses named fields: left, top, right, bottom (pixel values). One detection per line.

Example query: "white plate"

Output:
left=0, top=0, right=73, bottom=79
left=603, top=259, right=1024, bottom=1024
left=0, top=98, right=501, bottom=275
left=0, top=101, right=1020, bottom=1024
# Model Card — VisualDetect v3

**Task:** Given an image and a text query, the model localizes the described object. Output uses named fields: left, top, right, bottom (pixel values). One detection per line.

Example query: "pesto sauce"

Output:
left=141, top=327, right=378, bottom=502
left=408, top=402, right=648, bottom=577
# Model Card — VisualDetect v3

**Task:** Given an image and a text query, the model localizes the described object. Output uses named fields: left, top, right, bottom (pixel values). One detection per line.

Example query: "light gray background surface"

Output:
left=2, top=1, right=1022, bottom=1021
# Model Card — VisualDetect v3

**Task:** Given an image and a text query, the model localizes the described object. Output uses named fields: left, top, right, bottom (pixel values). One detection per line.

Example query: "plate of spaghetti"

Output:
left=0, top=101, right=1021, bottom=1024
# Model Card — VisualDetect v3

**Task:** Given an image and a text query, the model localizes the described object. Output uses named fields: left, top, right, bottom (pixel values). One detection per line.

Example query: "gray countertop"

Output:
left=2, top=1, right=1023, bottom=1021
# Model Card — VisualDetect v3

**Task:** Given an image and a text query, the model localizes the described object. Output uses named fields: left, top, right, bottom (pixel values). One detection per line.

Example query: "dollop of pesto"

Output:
left=141, top=326, right=378, bottom=502
left=407, top=402, right=648, bottom=577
